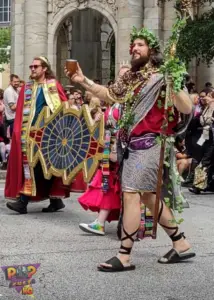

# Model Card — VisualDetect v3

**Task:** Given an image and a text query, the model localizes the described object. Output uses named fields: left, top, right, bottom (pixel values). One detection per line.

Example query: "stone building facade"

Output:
left=11, top=0, right=214, bottom=89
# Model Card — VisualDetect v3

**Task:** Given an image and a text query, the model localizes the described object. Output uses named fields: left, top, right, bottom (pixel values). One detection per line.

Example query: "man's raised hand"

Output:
left=64, top=63, right=85, bottom=84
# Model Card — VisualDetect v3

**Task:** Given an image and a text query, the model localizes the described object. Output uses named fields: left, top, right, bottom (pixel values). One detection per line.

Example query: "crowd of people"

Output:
left=176, top=79, right=214, bottom=195
left=2, top=72, right=213, bottom=197
left=2, top=25, right=214, bottom=272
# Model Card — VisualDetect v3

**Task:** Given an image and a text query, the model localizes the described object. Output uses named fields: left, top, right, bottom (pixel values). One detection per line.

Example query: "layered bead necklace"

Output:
left=118, top=65, right=157, bottom=143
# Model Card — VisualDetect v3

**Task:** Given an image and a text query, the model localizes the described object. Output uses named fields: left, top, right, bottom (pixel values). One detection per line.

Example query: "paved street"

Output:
left=0, top=181, right=214, bottom=300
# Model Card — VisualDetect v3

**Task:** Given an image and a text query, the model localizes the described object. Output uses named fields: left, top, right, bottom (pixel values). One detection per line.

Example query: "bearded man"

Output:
left=66, top=28, right=196, bottom=272
left=6, top=56, right=70, bottom=214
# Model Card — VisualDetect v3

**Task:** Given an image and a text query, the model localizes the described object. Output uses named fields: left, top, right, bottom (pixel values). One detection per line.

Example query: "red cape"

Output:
left=5, top=81, right=69, bottom=200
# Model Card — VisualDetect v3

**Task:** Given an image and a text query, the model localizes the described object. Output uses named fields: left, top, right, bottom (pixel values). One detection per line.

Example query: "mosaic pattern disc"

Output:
left=28, top=104, right=104, bottom=185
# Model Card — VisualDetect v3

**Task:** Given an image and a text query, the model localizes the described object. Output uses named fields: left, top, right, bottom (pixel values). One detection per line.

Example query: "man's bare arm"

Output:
left=65, top=64, right=127, bottom=104
left=9, top=103, right=17, bottom=112
left=172, top=90, right=192, bottom=115
left=81, top=77, right=115, bottom=103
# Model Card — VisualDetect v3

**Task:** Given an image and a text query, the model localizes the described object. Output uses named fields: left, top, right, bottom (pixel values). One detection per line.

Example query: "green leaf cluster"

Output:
left=160, top=57, right=187, bottom=92
left=130, top=26, right=160, bottom=49
left=0, top=27, right=11, bottom=69
left=118, top=109, right=135, bottom=130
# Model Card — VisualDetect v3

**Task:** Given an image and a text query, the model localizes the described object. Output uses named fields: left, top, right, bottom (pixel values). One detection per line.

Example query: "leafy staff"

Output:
left=153, top=0, right=195, bottom=238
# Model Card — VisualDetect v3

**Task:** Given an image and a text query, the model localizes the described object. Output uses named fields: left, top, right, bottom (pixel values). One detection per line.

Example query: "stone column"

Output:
left=23, top=0, right=48, bottom=80
left=144, top=0, right=164, bottom=41
left=196, top=4, right=214, bottom=91
left=162, top=0, right=175, bottom=44
left=10, top=0, right=25, bottom=79
left=101, top=18, right=114, bottom=84
left=116, top=0, right=144, bottom=71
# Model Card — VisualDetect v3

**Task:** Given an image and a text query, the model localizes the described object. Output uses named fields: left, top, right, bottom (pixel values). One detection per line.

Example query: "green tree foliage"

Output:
left=177, top=8, right=214, bottom=65
left=0, top=27, right=11, bottom=71
left=157, top=0, right=214, bottom=65
left=157, top=0, right=214, bottom=6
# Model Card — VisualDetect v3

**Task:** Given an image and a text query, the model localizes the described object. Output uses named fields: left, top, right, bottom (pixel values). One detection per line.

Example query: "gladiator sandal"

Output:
left=97, top=227, right=138, bottom=272
left=119, top=227, right=139, bottom=255
left=157, top=201, right=196, bottom=264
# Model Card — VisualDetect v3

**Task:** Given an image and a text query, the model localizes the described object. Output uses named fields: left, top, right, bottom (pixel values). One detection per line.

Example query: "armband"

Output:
left=83, top=77, right=94, bottom=87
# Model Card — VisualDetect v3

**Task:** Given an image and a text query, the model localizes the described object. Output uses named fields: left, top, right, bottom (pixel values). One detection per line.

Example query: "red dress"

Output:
left=78, top=104, right=121, bottom=222
left=70, top=171, right=87, bottom=193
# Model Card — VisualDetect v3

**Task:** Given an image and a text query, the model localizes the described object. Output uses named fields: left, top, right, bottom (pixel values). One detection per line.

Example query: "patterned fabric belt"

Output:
left=129, top=133, right=158, bottom=150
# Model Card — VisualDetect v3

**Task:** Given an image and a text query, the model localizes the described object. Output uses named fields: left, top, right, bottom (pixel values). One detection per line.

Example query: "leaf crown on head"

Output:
left=130, top=26, right=160, bottom=50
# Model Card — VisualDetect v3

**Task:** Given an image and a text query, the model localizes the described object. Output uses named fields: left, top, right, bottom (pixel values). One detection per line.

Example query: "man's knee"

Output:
left=123, top=192, right=141, bottom=205
left=141, top=192, right=156, bottom=204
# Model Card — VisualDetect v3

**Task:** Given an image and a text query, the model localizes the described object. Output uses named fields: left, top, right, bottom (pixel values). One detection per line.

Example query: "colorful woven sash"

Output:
left=20, top=81, right=35, bottom=196
left=137, top=203, right=154, bottom=239
left=102, top=130, right=111, bottom=192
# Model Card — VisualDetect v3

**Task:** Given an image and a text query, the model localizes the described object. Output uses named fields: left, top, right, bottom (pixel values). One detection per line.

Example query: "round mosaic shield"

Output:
left=41, top=111, right=91, bottom=172
left=29, top=104, right=104, bottom=185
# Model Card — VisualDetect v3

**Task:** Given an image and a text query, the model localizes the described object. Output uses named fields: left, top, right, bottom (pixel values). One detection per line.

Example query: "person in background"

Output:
left=107, top=80, right=114, bottom=87
left=0, top=90, right=5, bottom=125
left=78, top=66, right=130, bottom=236
left=190, top=93, right=200, bottom=117
left=73, top=89, right=83, bottom=108
left=189, top=90, right=214, bottom=194
left=5, top=56, right=69, bottom=214
left=0, top=93, right=9, bottom=169
left=78, top=101, right=121, bottom=235
left=205, top=82, right=213, bottom=89
left=183, top=88, right=213, bottom=188
left=68, top=93, right=79, bottom=110
left=19, top=80, right=25, bottom=88
left=175, top=138, right=192, bottom=179
left=0, top=124, right=10, bottom=170
left=93, top=79, right=101, bottom=85
left=3, top=74, right=20, bottom=137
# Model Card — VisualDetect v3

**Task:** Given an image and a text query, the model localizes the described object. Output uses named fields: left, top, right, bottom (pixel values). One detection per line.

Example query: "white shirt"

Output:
left=3, top=85, right=19, bottom=121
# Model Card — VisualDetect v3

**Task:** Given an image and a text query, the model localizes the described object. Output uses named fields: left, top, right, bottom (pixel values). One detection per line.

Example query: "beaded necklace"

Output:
left=118, top=64, right=158, bottom=141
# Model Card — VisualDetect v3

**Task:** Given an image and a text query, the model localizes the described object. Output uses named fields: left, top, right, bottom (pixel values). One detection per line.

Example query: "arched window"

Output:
left=0, top=0, right=11, bottom=24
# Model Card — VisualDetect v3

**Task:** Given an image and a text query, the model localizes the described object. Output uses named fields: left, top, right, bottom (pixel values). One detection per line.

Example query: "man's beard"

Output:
left=131, top=55, right=149, bottom=72
left=12, top=84, right=19, bottom=90
left=30, top=73, right=37, bottom=80
left=30, top=73, right=42, bottom=81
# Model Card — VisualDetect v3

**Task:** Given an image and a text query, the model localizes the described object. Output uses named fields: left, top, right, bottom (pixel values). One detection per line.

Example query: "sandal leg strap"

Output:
left=158, top=200, right=186, bottom=242
left=121, top=227, right=139, bottom=243
left=119, top=245, right=132, bottom=255
left=171, top=232, right=186, bottom=242
left=159, top=223, right=186, bottom=242
left=119, top=227, right=139, bottom=255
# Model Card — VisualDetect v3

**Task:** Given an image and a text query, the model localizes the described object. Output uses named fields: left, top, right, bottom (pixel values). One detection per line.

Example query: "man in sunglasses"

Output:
left=5, top=56, right=70, bottom=214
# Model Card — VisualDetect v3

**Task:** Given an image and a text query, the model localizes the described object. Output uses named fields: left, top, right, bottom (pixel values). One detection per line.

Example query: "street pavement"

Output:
left=0, top=181, right=214, bottom=300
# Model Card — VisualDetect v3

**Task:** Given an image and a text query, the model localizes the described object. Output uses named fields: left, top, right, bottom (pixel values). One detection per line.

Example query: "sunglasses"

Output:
left=29, top=65, right=42, bottom=70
